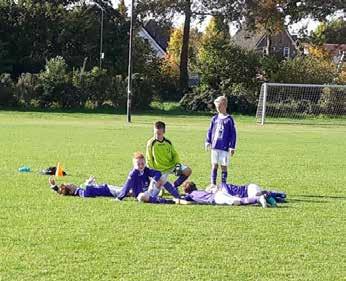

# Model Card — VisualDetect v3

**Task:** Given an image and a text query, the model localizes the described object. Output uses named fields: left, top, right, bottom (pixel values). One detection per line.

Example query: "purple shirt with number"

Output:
left=206, top=114, right=237, bottom=151
left=184, top=190, right=215, bottom=204
left=117, top=167, right=161, bottom=200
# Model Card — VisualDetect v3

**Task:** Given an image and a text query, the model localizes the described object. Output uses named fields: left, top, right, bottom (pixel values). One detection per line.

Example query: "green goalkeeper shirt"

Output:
left=146, top=137, right=180, bottom=173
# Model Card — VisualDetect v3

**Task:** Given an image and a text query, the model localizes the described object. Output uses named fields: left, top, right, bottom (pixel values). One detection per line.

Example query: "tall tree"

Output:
left=311, top=18, right=346, bottom=45
left=136, top=0, right=244, bottom=93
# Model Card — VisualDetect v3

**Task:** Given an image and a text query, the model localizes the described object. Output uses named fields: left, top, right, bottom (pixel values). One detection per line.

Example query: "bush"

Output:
left=180, top=83, right=258, bottom=114
left=272, top=56, right=337, bottom=84
left=16, top=73, right=40, bottom=106
left=319, top=87, right=346, bottom=115
left=0, top=73, right=17, bottom=106
left=37, top=56, right=71, bottom=108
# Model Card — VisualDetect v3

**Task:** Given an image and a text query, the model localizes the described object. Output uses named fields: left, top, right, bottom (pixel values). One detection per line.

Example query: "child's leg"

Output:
left=174, top=165, right=191, bottom=187
left=247, top=183, right=262, bottom=198
left=214, top=191, right=239, bottom=205
left=163, top=182, right=180, bottom=198
left=221, top=166, right=228, bottom=184
left=211, top=163, right=218, bottom=185
left=137, top=192, right=175, bottom=204
left=220, top=150, right=230, bottom=184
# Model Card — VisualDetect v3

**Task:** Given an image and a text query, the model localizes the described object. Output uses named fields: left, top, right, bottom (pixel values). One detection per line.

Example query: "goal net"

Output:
left=256, top=83, right=346, bottom=124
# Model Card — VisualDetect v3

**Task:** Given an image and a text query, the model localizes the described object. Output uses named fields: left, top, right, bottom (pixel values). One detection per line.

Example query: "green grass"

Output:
left=0, top=110, right=345, bottom=281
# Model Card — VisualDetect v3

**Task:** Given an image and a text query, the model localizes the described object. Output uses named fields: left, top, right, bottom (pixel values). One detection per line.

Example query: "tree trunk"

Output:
left=179, top=0, right=191, bottom=94
left=266, top=33, right=271, bottom=56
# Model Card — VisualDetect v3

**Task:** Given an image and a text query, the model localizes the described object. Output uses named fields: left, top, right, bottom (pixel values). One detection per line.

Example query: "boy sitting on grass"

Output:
left=49, top=152, right=164, bottom=201
left=146, top=121, right=192, bottom=198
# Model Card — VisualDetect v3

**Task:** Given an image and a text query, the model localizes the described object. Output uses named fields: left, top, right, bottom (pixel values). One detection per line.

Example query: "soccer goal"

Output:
left=256, top=83, right=346, bottom=125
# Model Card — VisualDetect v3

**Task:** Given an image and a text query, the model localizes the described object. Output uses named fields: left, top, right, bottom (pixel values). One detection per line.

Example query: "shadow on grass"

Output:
left=0, top=105, right=212, bottom=117
left=0, top=105, right=255, bottom=119
left=294, top=194, right=346, bottom=200
left=288, top=198, right=329, bottom=204
left=263, top=119, right=346, bottom=127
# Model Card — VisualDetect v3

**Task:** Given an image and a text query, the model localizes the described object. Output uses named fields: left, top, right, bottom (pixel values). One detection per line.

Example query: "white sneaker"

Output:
left=259, top=195, right=267, bottom=208
left=85, top=176, right=97, bottom=186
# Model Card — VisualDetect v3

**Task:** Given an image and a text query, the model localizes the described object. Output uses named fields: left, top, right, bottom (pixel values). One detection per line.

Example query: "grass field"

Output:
left=0, top=110, right=345, bottom=281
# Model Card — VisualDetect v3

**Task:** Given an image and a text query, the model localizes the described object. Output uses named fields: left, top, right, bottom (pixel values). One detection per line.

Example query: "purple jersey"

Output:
left=206, top=114, right=236, bottom=151
left=75, top=185, right=115, bottom=198
left=222, top=183, right=248, bottom=198
left=117, top=167, right=161, bottom=200
left=184, top=190, right=215, bottom=204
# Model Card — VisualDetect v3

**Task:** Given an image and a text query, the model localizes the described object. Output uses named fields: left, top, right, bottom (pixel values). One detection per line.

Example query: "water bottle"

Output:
left=18, top=166, right=31, bottom=173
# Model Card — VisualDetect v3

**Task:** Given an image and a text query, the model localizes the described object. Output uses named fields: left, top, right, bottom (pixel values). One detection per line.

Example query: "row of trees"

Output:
left=0, top=0, right=345, bottom=113
left=136, top=0, right=345, bottom=92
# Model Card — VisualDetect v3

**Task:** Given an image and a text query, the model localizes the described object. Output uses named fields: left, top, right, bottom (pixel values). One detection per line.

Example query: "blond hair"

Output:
left=214, top=96, right=227, bottom=106
left=133, top=151, right=145, bottom=160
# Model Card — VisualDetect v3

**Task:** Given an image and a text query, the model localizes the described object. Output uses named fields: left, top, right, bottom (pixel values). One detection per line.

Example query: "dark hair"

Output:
left=183, top=181, right=198, bottom=194
left=154, top=121, right=166, bottom=131
left=58, top=184, right=71, bottom=195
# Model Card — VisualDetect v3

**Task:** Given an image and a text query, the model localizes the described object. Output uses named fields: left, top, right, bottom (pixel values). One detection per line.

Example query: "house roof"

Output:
left=323, top=44, right=346, bottom=56
left=232, top=27, right=299, bottom=51
left=231, top=29, right=265, bottom=50
left=142, top=19, right=170, bottom=52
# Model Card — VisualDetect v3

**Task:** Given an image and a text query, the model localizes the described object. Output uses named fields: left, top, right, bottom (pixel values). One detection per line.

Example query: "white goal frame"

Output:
left=256, top=83, right=346, bottom=125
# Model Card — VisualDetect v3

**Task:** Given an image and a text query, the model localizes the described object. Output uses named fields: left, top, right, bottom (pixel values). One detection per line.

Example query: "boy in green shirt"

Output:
left=146, top=121, right=192, bottom=198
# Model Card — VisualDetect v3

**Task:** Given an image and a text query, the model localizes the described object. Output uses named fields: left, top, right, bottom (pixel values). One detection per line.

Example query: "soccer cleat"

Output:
left=258, top=195, right=267, bottom=208
left=266, top=195, right=277, bottom=207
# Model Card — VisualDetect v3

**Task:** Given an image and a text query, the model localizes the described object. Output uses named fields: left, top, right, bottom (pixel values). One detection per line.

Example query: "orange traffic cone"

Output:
left=55, top=162, right=64, bottom=177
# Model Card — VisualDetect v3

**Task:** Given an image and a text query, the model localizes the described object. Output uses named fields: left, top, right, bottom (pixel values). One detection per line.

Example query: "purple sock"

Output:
left=149, top=196, right=175, bottom=204
left=174, top=175, right=188, bottom=187
left=164, top=182, right=180, bottom=198
left=211, top=169, right=217, bottom=184
left=221, top=171, right=228, bottom=183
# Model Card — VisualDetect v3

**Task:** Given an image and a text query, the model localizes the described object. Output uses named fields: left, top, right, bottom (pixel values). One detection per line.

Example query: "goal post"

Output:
left=256, top=83, right=346, bottom=125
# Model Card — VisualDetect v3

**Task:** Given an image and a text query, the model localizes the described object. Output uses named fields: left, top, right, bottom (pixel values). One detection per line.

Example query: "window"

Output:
left=283, top=47, right=290, bottom=58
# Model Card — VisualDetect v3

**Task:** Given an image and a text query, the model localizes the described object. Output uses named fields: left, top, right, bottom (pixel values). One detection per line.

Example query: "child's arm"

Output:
left=117, top=172, right=135, bottom=200
left=171, top=143, right=181, bottom=164
left=147, top=168, right=162, bottom=188
left=228, top=117, right=237, bottom=154
left=173, top=198, right=196, bottom=205
left=146, top=140, right=155, bottom=168
left=206, top=118, right=215, bottom=146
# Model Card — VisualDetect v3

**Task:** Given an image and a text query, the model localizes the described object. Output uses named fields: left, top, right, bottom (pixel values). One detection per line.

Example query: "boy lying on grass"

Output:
left=49, top=176, right=121, bottom=198
left=48, top=152, right=181, bottom=201
left=207, top=182, right=287, bottom=205
left=137, top=181, right=268, bottom=207
left=175, top=181, right=270, bottom=207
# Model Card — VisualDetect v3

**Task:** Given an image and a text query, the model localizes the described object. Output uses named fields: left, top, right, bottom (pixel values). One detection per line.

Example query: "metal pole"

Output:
left=127, top=0, right=134, bottom=123
left=99, top=8, right=104, bottom=68
left=261, top=83, right=268, bottom=126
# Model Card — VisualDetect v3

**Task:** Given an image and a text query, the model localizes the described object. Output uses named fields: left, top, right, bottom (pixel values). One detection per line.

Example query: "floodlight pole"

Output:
left=93, top=2, right=105, bottom=69
left=127, top=0, right=135, bottom=123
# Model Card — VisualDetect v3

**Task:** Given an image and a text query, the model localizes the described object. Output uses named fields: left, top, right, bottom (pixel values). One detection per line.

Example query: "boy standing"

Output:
left=205, top=96, right=236, bottom=186
left=146, top=121, right=192, bottom=198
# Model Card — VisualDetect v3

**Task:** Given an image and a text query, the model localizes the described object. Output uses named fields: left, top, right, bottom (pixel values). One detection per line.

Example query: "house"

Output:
left=319, top=44, right=345, bottom=65
left=232, top=28, right=300, bottom=59
left=137, top=20, right=170, bottom=58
